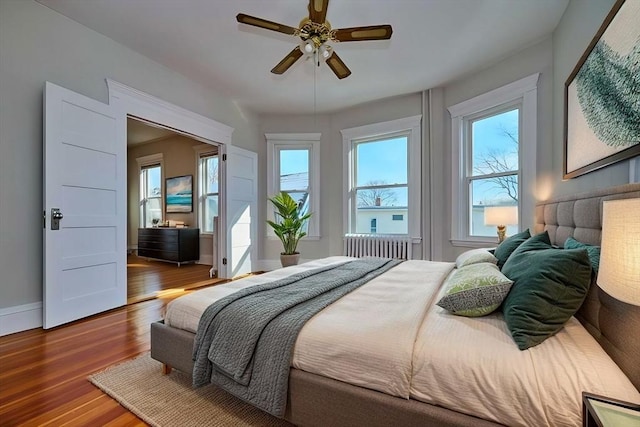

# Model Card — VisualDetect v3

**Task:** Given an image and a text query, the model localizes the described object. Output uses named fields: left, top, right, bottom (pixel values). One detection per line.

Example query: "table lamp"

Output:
left=484, top=206, right=518, bottom=243
left=598, top=198, right=640, bottom=306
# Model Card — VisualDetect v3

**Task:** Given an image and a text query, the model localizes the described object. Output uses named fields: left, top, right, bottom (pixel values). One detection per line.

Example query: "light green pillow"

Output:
left=437, top=263, right=513, bottom=317
left=455, top=248, right=498, bottom=268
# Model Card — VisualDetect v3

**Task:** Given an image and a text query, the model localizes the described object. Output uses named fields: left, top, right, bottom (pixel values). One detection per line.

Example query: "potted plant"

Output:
left=266, top=191, right=312, bottom=267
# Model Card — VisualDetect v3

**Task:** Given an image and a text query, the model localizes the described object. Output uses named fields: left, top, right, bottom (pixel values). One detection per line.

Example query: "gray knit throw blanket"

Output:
left=192, top=257, right=402, bottom=417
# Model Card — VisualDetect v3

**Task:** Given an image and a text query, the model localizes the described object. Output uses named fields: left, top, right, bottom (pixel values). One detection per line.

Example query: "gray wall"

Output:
left=0, top=0, right=260, bottom=310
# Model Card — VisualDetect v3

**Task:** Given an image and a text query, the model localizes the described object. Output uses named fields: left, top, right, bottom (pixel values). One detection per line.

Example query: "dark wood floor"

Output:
left=0, top=258, right=232, bottom=426
left=127, top=254, right=224, bottom=304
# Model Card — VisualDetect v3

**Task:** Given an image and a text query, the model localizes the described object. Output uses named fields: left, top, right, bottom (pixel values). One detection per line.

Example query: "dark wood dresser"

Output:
left=138, top=227, right=200, bottom=266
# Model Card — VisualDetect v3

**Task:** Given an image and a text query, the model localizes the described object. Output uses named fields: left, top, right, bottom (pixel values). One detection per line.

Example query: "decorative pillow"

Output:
left=564, top=236, right=601, bottom=276
left=493, top=229, right=532, bottom=269
left=455, top=248, right=498, bottom=268
left=501, top=232, right=592, bottom=350
left=437, top=263, right=513, bottom=317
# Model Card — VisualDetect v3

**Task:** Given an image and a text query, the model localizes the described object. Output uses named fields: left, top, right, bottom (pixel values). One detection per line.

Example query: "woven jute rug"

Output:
left=88, top=353, right=292, bottom=427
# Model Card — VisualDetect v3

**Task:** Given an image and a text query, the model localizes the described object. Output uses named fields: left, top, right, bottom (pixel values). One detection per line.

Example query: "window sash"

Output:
left=199, top=153, right=219, bottom=233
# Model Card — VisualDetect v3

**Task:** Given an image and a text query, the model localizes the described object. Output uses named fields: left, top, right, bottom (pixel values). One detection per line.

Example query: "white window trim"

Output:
left=265, top=133, right=321, bottom=239
left=193, top=144, right=219, bottom=237
left=341, top=115, right=422, bottom=242
left=448, top=73, right=538, bottom=246
left=136, top=153, right=164, bottom=228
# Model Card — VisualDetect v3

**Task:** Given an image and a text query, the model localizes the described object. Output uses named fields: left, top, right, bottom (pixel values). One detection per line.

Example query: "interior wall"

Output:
left=127, top=136, right=200, bottom=245
left=259, top=93, right=423, bottom=262
left=0, top=0, right=260, bottom=310
left=550, top=0, right=630, bottom=198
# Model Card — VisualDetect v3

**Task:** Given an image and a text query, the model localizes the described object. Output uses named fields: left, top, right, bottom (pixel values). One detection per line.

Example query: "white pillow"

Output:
left=455, top=248, right=497, bottom=268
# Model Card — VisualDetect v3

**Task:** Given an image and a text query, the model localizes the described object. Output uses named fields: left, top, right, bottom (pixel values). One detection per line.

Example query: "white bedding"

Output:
left=164, top=257, right=640, bottom=427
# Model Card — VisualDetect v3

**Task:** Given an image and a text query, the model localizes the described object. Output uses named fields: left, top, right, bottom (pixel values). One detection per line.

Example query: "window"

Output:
left=266, top=133, right=320, bottom=238
left=198, top=151, right=219, bottom=233
left=342, top=116, right=421, bottom=239
left=136, top=153, right=163, bottom=228
left=449, top=74, right=538, bottom=245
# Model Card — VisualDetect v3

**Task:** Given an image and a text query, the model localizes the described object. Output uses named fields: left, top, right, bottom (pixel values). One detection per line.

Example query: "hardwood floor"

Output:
left=0, top=296, right=179, bottom=426
left=127, top=254, right=225, bottom=304
left=1, top=259, right=234, bottom=426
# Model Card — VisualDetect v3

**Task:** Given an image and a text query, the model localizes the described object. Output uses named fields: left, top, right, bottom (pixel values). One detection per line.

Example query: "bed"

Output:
left=150, top=183, right=640, bottom=427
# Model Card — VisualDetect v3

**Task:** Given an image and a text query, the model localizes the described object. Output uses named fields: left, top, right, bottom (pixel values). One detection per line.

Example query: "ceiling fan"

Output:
left=236, top=0, right=392, bottom=79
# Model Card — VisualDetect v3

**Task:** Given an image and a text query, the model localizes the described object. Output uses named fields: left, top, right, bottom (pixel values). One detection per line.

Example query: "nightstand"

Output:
left=583, top=392, right=640, bottom=427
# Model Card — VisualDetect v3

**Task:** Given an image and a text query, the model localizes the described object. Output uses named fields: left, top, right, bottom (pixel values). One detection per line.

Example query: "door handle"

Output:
left=51, top=208, right=63, bottom=230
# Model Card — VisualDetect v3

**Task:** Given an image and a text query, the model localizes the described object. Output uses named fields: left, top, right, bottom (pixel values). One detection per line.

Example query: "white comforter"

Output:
left=164, top=257, right=640, bottom=427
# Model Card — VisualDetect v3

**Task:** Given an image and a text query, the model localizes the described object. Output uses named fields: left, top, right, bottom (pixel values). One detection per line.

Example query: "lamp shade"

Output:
left=484, top=206, right=518, bottom=226
left=598, top=198, right=640, bottom=306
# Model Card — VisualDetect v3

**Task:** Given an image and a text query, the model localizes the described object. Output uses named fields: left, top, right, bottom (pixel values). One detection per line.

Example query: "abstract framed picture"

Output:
left=563, top=0, right=640, bottom=179
left=165, top=175, right=193, bottom=213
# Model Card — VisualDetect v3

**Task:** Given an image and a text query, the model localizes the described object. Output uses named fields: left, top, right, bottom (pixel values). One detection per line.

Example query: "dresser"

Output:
left=138, top=227, right=200, bottom=266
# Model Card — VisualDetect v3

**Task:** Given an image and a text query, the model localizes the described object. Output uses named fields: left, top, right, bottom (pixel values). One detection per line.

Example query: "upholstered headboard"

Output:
left=535, top=183, right=640, bottom=391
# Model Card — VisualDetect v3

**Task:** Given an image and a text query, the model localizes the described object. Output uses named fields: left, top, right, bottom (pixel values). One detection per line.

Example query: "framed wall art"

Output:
left=165, top=175, right=193, bottom=213
left=563, top=0, right=640, bottom=179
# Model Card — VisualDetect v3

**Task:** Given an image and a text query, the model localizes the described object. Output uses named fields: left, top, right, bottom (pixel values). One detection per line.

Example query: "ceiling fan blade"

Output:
left=271, top=47, right=304, bottom=74
left=333, top=25, right=393, bottom=42
left=325, top=52, right=351, bottom=79
left=308, top=0, right=329, bottom=24
left=236, top=13, right=297, bottom=36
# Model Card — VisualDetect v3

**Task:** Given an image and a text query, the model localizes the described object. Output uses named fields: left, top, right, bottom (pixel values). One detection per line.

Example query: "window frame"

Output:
left=341, top=115, right=422, bottom=240
left=448, top=73, right=538, bottom=246
left=136, top=153, right=164, bottom=228
left=196, top=150, right=219, bottom=235
left=265, top=133, right=321, bottom=239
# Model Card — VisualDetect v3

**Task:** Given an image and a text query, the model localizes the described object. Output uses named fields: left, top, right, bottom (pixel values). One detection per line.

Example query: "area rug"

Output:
left=88, top=353, right=292, bottom=427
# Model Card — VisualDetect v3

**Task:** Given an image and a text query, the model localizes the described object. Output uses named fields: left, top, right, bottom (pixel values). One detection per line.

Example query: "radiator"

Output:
left=343, top=234, right=412, bottom=260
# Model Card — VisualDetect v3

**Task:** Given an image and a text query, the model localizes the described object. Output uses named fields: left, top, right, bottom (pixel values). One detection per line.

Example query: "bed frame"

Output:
left=150, top=183, right=640, bottom=426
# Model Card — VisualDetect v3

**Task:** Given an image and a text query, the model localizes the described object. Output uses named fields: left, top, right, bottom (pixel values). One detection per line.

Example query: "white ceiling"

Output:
left=127, top=118, right=177, bottom=146
left=37, top=0, right=569, bottom=115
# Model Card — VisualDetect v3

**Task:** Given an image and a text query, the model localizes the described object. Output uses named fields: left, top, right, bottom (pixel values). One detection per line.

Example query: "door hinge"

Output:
left=222, top=154, right=227, bottom=161
left=222, top=257, right=227, bottom=265
left=43, top=210, right=46, bottom=229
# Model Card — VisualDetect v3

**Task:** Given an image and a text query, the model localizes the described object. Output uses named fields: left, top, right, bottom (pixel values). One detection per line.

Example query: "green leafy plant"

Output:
left=266, top=191, right=312, bottom=255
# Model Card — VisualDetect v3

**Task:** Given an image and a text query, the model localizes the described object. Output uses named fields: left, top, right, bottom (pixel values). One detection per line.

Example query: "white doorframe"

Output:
left=106, top=79, right=234, bottom=277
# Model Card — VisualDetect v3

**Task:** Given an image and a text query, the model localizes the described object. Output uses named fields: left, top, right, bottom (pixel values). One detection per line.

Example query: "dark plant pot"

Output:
left=280, top=253, right=300, bottom=268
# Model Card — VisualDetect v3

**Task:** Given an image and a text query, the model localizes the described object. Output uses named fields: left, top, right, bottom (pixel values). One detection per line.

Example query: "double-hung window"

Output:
left=342, top=116, right=421, bottom=238
left=266, top=133, right=320, bottom=238
left=449, top=74, right=538, bottom=245
left=198, top=150, right=219, bottom=234
left=136, top=153, right=163, bottom=228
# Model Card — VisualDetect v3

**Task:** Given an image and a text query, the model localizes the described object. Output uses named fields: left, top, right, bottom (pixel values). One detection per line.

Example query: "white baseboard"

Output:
left=0, top=302, right=42, bottom=336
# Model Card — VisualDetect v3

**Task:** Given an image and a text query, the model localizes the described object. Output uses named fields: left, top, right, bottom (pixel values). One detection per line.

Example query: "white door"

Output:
left=223, top=146, right=257, bottom=278
left=43, top=82, right=126, bottom=328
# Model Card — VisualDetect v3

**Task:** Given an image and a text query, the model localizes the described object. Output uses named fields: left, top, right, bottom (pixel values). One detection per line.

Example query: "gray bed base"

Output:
left=151, top=183, right=640, bottom=426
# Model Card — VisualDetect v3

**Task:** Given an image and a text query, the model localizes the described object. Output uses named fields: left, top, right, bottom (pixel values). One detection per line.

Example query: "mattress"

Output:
left=164, top=256, right=640, bottom=427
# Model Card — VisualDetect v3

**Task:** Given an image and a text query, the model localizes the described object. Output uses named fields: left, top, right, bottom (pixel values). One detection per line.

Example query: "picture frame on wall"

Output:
left=165, top=175, right=193, bottom=213
left=563, top=0, right=640, bottom=179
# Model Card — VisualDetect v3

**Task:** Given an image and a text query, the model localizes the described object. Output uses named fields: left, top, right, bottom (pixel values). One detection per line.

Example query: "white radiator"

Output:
left=343, top=234, right=412, bottom=260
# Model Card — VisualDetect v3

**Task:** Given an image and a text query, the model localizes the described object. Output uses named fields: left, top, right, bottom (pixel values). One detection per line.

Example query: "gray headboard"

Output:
left=534, top=183, right=640, bottom=391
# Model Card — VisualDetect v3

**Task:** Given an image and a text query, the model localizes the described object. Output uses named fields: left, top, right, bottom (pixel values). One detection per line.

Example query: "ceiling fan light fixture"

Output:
left=319, top=44, right=332, bottom=59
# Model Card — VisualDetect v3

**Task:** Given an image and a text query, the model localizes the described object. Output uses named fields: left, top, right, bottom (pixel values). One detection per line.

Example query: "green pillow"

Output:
left=564, top=237, right=600, bottom=276
left=501, top=232, right=592, bottom=350
left=437, top=263, right=513, bottom=317
left=493, top=229, right=532, bottom=269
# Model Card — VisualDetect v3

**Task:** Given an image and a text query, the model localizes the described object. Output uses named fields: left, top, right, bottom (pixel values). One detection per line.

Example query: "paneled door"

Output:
left=223, top=146, right=257, bottom=278
left=43, top=82, right=126, bottom=328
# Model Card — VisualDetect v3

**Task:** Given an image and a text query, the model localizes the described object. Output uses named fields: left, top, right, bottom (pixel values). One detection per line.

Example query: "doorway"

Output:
left=126, top=117, right=224, bottom=303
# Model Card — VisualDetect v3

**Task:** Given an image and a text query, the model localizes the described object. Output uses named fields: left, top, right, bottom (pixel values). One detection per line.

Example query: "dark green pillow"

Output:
left=564, top=237, right=600, bottom=276
left=501, top=232, right=592, bottom=350
left=493, top=229, right=532, bottom=269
